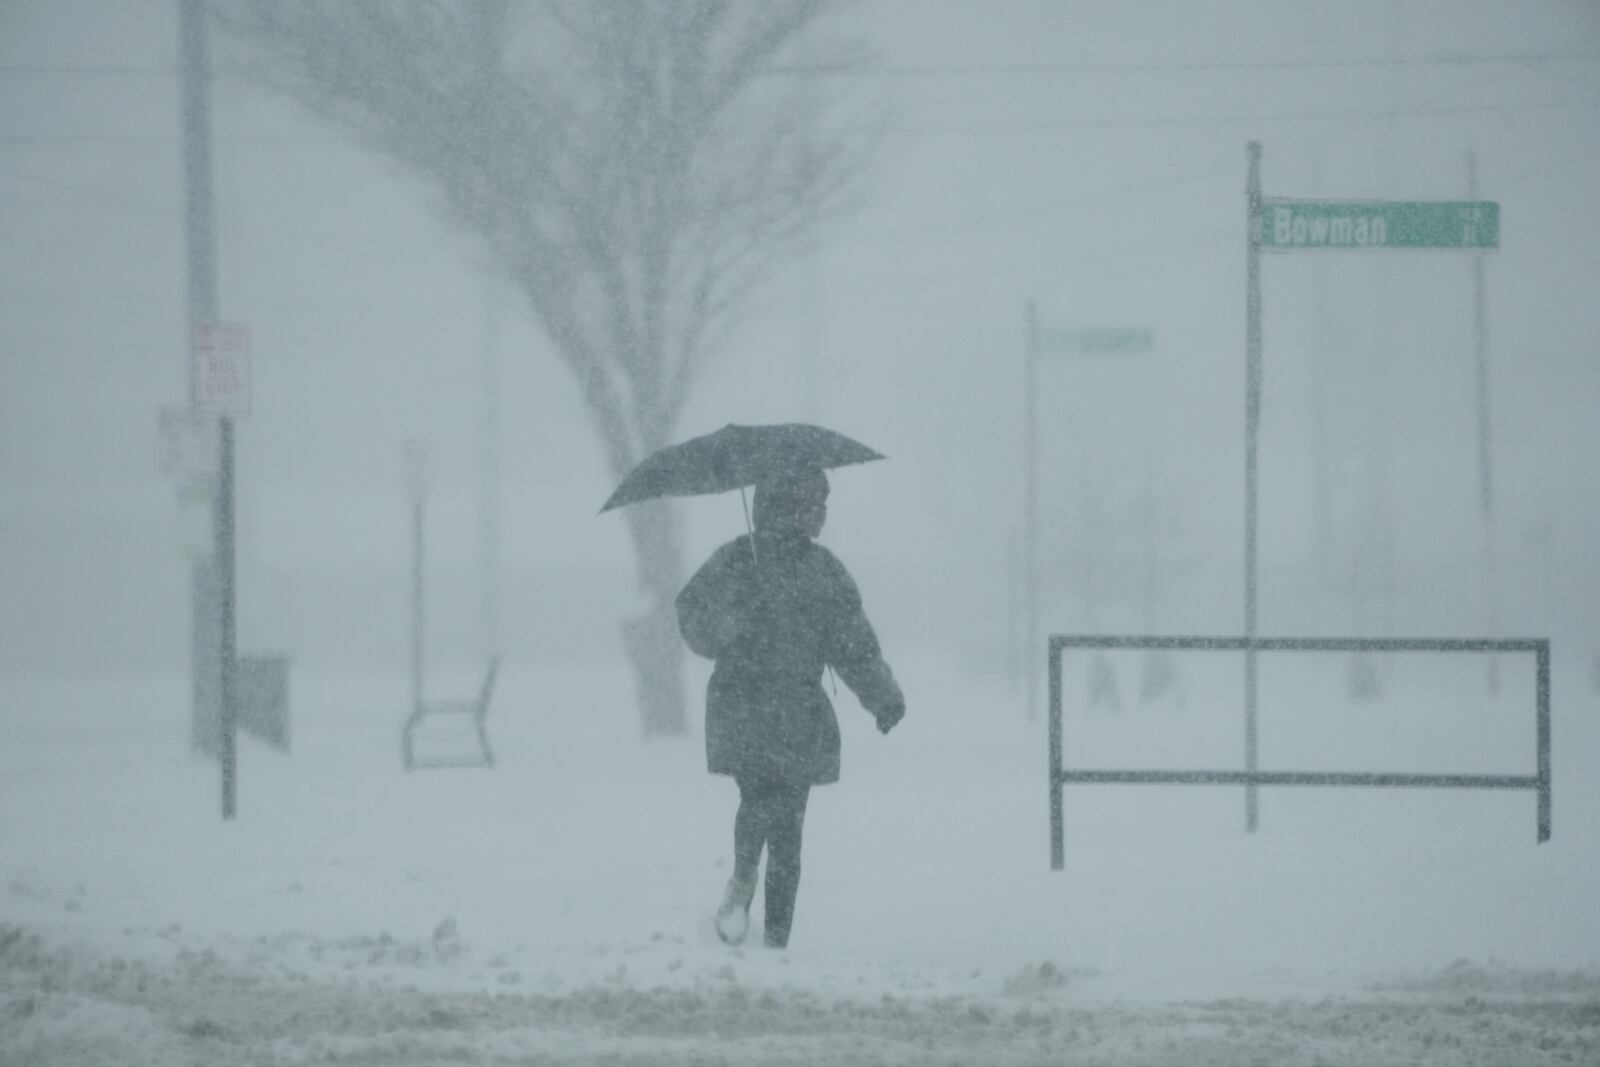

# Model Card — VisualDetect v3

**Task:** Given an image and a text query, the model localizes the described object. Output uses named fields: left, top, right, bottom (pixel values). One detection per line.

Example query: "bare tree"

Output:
left=212, top=0, right=882, bottom=735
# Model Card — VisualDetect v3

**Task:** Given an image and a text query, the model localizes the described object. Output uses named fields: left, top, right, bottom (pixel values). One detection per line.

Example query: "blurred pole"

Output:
left=476, top=9, right=501, bottom=658
left=1379, top=1, right=1403, bottom=667
left=1468, top=149, right=1499, bottom=694
left=179, top=0, right=236, bottom=820
left=179, top=0, right=216, bottom=445
left=217, top=418, right=237, bottom=819
left=1309, top=145, right=1333, bottom=578
left=405, top=441, right=428, bottom=717
left=1024, top=301, right=1040, bottom=722
left=1244, top=141, right=1262, bottom=833
left=1006, top=532, right=1021, bottom=695
left=479, top=278, right=501, bottom=656
left=414, top=489, right=425, bottom=716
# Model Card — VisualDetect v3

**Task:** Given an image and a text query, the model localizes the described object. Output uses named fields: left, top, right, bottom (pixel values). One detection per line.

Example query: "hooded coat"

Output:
left=675, top=480, right=903, bottom=786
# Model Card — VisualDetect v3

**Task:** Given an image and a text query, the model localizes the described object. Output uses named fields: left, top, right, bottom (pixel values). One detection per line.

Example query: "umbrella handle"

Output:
left=740, top=486, right=758, bottom=566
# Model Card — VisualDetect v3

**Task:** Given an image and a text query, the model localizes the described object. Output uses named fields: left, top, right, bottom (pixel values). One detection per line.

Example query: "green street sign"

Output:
left=1260, top=199, right=1498, bottom=250
left=1039, top=326, right=1154, bottom=355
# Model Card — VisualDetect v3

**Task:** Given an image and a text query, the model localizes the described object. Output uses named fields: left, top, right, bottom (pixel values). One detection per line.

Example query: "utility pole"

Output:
left=179, top=0, right=237, bottom=819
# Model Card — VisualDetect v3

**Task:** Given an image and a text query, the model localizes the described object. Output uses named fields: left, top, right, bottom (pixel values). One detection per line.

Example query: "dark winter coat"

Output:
left=676, top=529, right=903, bottom=786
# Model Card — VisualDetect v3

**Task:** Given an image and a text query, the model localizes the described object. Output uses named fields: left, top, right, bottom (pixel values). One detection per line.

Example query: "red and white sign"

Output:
left=194, top=320, right=251, bottom=417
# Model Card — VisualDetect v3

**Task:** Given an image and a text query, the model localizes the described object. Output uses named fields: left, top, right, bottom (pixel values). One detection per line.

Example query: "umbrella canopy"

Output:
left=599, top=423, right=884, bottom=513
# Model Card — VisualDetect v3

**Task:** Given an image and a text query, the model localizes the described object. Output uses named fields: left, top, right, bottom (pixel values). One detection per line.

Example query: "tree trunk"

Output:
left=620, top=497, right=688, bottom=737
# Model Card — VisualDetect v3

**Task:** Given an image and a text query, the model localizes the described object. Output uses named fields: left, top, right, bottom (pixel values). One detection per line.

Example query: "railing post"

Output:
left=1049, top=637, right=1064, bottom=870
left=1537, top=639, right=1551, bottom=842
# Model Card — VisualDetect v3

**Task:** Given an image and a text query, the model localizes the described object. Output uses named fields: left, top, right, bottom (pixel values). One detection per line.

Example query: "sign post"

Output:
left=1245, top=143, right=1263, bottom=833
left=1467, top=150, right=1500, bottom=695
left=196, top=320, right=249, bottom=820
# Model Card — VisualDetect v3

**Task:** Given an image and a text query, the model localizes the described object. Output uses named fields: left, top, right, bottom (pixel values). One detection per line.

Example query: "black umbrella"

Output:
left=599, top=422, right=884, bottom=514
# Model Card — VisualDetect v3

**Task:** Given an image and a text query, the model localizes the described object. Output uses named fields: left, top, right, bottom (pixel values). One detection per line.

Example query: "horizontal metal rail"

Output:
left=1048, top=634, right=1551, bottom=869
left=1051, top=634, right=1544, bottom=654
left=1058, top=770, right=1538, bottom=789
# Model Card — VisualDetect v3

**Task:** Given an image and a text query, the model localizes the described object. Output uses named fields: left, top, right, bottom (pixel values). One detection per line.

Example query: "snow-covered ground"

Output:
left=4, top=650, right=1598, bottom=1065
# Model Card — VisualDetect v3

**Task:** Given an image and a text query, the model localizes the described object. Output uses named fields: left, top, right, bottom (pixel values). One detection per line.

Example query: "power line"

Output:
left=0, top=65, right=179, bottom=75
left=871, top=98, right=1596, bottom=137
left=0, top=164, right=468, bottom=264
left=776, top=50, right=1600, bottom=78
left=3, top=95, right=1592, bottom=146
left=1497, top=150, right=1600, bottom=190
left=0, top=131, right=345, bottom=143
left=0, top=167, right=178, bottom=220
left=5, top=49, right=1599, bottom=78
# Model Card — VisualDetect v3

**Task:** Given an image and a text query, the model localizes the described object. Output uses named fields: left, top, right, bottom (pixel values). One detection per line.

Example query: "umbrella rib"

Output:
left=740, top=486, right=758, bottom=565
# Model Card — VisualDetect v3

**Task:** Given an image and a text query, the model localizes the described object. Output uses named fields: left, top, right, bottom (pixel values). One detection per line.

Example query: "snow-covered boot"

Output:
left=714, top=875, right=756, bottom=946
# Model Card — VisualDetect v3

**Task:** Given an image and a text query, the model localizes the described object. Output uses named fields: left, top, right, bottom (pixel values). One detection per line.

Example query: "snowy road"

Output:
left=5, top=922, right=1599, bottom=1066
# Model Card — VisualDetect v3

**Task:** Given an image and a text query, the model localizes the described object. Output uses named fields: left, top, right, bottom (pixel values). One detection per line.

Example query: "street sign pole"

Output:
left=217, top=416, right=237, bottom=819
left=1468, top=149, right=1499, bottom=695
left=1245, top=141, right=1262, bottom=834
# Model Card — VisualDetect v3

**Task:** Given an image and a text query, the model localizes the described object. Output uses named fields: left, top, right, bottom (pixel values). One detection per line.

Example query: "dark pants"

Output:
left=732, top=775, right=812, bottom=948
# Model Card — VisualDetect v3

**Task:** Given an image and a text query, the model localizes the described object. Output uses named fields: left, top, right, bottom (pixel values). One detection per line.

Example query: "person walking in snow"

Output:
left=675, top=467, right=905, bottom=949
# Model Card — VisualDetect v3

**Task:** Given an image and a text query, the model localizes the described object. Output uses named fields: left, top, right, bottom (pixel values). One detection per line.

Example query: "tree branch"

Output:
left=213, top=0, right=883, bottom=489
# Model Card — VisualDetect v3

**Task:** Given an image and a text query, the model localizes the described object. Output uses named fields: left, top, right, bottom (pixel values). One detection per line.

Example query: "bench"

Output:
left=403, top=656, right=499, bottom=770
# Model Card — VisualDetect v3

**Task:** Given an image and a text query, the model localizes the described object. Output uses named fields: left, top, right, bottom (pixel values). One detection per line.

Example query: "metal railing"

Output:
left=1048, top=635, right=1551, bottom=870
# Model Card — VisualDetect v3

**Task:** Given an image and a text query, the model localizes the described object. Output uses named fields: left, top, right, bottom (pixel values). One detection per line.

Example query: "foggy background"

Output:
left=3, top=0, right=1598, bottom=695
